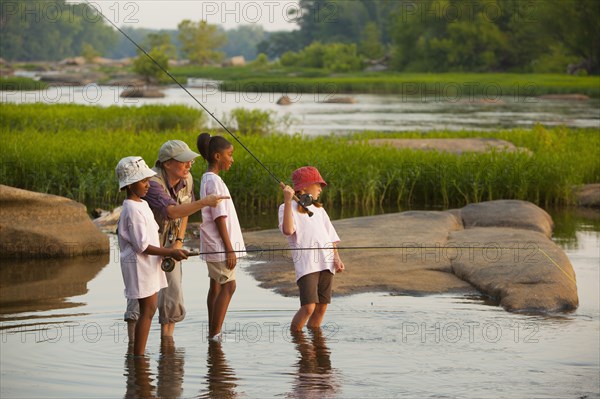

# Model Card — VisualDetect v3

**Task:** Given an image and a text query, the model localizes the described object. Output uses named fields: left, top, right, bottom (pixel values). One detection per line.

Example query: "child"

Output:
left=116, top=156, right=189, bottom=356
left=279, top=166, right=345, bottom=331
left=197, top=133, right=246, bottom=341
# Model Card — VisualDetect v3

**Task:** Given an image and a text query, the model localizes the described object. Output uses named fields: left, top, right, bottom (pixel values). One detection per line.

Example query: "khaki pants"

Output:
left=124, top=260, right=186, bottom=324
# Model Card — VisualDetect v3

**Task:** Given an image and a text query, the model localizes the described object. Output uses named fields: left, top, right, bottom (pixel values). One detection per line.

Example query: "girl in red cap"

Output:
left=280, top=166, right=345, bottom=331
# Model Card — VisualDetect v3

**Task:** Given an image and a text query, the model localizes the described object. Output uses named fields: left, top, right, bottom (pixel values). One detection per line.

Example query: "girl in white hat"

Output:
left=116, top=156, right=190, bottom=356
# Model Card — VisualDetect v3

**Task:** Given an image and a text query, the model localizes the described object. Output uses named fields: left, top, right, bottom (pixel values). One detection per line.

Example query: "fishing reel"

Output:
left=161, top=257, right=176, bottom=272
left=297, top=193, right=314, bottom=208
left=296, top=193, right=314, bottom=217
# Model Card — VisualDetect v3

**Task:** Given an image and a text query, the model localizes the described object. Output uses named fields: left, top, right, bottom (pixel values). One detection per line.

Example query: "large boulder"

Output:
left=242, top=200, right=578, bottom=313
left=456, top=200, right=554, bottom=237
left=243, top=211, right=475, bottom=297
left=0, top=185, right=109, bottom=259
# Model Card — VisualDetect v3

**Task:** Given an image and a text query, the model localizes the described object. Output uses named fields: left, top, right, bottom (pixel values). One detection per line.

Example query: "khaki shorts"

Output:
left=207, top=260, right=236, bottom=285
left=297, top=270, right=333, bottom=306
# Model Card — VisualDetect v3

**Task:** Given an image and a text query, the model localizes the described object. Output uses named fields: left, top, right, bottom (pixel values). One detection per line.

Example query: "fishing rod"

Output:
left=159, top=246, right=576, bottom=285
left=84, top=1, right=314, bottom=216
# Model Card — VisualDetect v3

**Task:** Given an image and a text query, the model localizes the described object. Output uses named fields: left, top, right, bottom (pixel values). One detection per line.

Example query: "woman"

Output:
left=125, top=140, right=228, bottom=340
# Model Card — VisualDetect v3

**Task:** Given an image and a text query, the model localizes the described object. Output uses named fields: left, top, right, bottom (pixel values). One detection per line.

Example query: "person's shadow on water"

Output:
left=289, top=328, right=340, bottom=399
left=197, top=340, right=238, bottom=399
left=157, top=337, right=185, bottom=398
left=123, top=349, right=156, bottom=399
left=123, top=338, right=185, bottom=399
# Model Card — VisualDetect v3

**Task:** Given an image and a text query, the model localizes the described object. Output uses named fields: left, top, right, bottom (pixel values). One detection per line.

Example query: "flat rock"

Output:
left=0, top=185, right=109, bottom=259
left=448, top=227, right=578, bottom=313
left=245, top=211, right=475, bottom=297
left=457, top=200, right=554, bottom=237
left=244, top=200, right=578, bottom=313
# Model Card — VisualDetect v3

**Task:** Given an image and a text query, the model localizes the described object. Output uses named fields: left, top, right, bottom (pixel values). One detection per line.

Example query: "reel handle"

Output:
left=293, top=194, right=313, bottom=217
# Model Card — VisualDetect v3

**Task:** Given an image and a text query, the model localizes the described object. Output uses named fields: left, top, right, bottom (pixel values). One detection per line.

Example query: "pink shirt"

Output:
left=278, top=201, right=340, bottom=281
left=199, top=172, right=246, bottom=262
left=117, top=199, right=168, bottom=299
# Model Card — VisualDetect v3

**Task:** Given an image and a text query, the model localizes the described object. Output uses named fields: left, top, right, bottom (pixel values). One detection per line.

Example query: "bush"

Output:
left=226, top=108, right=276, bottom=136
left=0, top=77, right=48, bottom=91
left=279, top=41, right=362, bottom=72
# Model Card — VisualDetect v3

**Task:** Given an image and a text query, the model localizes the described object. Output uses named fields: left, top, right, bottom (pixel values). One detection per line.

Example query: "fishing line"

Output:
left=85, top=1, right=313, bottom=215
left=86, top=2, right=576, bottom=287
left=161, top=246, right=577, bottom=285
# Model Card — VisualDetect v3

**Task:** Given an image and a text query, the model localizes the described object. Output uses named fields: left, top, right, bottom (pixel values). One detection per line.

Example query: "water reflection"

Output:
left=123, top=337, right=185, bottom=398
left=124, top=354, right=156, bottom=399
left=158, top=337, right=185, bottom=398
left=0, top=254, right=109, bottom=319
left=198, top=341, right=238, bottom=399
left=289, top=329, right=340, bottom=398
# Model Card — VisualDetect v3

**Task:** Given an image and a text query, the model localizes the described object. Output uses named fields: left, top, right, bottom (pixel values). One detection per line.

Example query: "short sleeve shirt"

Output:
left=278, top=201, right=340, bottom=281
left=199, top=172, right=246, bottom=262
left=117, top=199, right=168, bottom=299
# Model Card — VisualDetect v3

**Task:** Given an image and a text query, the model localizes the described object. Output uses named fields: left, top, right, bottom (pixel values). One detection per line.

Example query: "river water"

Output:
left=1, top=84, right=599, bottom=135
left=0, top=210, right=598, bottom=398
left=2, top=84, right=599, bottom=397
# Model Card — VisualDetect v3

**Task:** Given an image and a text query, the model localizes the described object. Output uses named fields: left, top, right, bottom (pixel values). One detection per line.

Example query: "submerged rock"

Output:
left=0, top=185, right=109, bottom=259
left=244, top=199, right=578, bottom=314
left=120, top=86, right=165, bottom=98
left=575, top=183, right=600, bottom=208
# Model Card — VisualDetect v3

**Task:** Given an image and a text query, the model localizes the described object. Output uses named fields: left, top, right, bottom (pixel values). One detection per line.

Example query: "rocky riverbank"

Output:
left=241, top=200, right=578, bottom=314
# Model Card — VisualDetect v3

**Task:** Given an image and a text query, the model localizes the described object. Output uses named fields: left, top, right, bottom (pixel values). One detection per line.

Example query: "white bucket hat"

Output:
left=158, top=140, right=200, bottom=163
left=115, top=156, right=157, bottom=189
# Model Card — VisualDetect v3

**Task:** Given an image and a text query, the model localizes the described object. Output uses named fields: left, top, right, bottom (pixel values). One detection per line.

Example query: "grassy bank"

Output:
left=1, top=104, right=598, bottom=212
left=0, top=77, right=49, bottom=91
left=1, top=103, right=204, bottom=133
left=170, top=67, right=600, bottom=98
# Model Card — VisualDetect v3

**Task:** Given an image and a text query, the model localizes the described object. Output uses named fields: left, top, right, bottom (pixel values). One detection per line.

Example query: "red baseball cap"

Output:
left=291, top=166, right=327, bottom=191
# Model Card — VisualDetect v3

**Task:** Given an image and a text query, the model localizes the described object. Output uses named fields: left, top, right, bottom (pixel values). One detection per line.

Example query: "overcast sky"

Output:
left=75, top=0, right=300, bottom=31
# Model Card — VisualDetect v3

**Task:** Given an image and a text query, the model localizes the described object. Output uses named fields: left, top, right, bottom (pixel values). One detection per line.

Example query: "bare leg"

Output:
left=207, top=278, right=222, bottom=333
left=134, top=293, right=158, bottom=356
left=127, top=320, right=137, bottom=343
left=307, top=303, right=328, bottom=329
left=208, top=280, right=236, bottom=338
left=161, top=323, right=175, bottom=338
left=291, top=303, right=316, bottom=332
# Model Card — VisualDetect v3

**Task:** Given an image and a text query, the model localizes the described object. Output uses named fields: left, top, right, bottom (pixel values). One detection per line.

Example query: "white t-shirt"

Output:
left=199, top=172, right=246, bottom=262
left=278, top=201, right=341, bottom=281
left=117, top=199, right=168, bottom=299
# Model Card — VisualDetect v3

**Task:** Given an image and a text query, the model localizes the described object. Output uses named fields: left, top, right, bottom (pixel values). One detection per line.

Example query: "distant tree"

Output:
left=280, top=41, right=362, bottom=72
left=144, top=32, right=177, bottom=59
left=360, top=21, right=385, bottom=60
left=256, top=31, right=305, bottom=60
left=0, top=0, right=116, bottom=61
left=536, top=0, right=600, bottom=74
left=133, top=33, right=175, bottom=84
left=178, top=20, right=226, bottom=65
left=220, top=25, right=265, bottom=60
left=81, top=43, right=100, bottom=62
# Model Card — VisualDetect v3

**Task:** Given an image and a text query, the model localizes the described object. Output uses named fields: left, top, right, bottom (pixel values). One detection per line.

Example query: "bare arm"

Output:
left=281, top=184, right=296, bottom=236
left=143, top=245, right=188, bottom=261
left=215, top=216, right=237, bottom=269
left=333, top=243, right=345, bottom=272
left=166, top=194, right=229, bottom=219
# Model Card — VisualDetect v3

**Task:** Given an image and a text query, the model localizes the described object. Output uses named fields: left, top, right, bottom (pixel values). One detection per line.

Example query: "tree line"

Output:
left=1, top=0, right=598, bottom=74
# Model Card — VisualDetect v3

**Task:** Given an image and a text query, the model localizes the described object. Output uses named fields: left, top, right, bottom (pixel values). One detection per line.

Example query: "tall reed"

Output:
left=2, top=104, right=598, bottom=214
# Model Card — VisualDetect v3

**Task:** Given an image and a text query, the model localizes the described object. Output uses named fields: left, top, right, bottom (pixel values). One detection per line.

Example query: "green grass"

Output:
left=0, top=77, right=49, bottom=91
left=170, top=66, right=600, bottom=98
left=1, top=103, right=205, bottom=133
left=1, top=104, right=598, bottom=213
